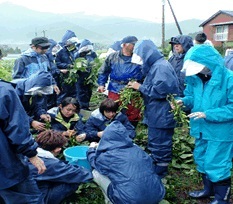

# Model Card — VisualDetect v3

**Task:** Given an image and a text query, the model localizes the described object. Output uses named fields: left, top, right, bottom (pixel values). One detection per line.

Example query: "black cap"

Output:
left=195, top=32, right=207, bottom=44
left=169, top=37, right=180, bottom=44
left=31, top=37, right=51, bottom=48
left=121, top=36, right=138, bottom=45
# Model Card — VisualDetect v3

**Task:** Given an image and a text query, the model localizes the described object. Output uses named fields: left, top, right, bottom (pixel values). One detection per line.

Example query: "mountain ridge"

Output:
left=0, top=2, right=204, bottom=49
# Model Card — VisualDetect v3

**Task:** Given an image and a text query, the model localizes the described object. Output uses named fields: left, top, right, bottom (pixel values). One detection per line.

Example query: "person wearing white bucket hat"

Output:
left=171, top=44, right=233, bottom=203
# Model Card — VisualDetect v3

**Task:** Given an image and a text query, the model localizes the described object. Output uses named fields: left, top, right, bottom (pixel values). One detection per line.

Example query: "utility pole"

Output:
left=42, top=30, right=47, bottom=37
left=167, top=0, right=183, bottom=35
left=161, top=0, right=165, bottom=50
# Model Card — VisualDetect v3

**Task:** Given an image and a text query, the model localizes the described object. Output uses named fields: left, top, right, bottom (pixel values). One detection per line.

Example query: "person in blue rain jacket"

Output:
left=55, top=30, right=80, bottom=104
left=173, top=44, right=233, bottom=203
left=168, top=35, right=193, bottom=97
left=0, top=80, right=46, bottom=204
left=76, top=98, right=135, bottom=143
left=13, top=71, right=54, bottom=132
left=127, top=39, right=179, bottom=178
left=12, top=36, right=60, bottom=95
left=74, top=39, right=97, bottom=110
left=48, top=97, right=86, bottom=139
left=45, top=39, right=62, bottom=109
left=97, top=36, right=143, bottom=127
left=87, top=121, right=165, bottom=204
left=224, top=50, right=233, bottom=71
left=12, top=37, right=51, bottom=79
left=29, top=129, right=93, bottom=203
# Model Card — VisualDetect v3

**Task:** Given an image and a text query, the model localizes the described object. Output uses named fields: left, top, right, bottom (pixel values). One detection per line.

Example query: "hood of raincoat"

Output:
left=183, top=44, right=225, bottom=83
left=78, top=39, right=94, bottom=54
left=170, top=35, right=194, bottom=53
left=96, top=121, right=133, bottom=156
left=106, top=40, right=122, bottom=56
left=60, top=30, right=77, bottom=47
left=13, top=71, right=53, bottom=96
left=132, top=39, right=163, bottom=75
left=46, top=39, right=61, bottom=61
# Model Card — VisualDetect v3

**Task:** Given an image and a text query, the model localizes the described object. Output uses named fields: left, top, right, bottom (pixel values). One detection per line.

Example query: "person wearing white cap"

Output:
left=172, top=44, right=233, bottom=203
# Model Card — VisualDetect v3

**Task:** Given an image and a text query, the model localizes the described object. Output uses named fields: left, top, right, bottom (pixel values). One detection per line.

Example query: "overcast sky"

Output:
left=0, top=0, right=232, bottom=23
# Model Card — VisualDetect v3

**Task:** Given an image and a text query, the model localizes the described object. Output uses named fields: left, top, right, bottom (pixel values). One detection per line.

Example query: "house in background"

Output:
left=199, top=10, right=233, bottom=49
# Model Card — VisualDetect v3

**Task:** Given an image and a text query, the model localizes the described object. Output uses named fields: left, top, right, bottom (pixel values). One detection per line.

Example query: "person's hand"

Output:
left=127, top=81, right=141, bottom=90
left=28, top=155, right=46, bottom=174
left=53, top=85, right=60, bottom=95
left=76, top=133, right=86, bottom=142
left=89, top=142, right=98, bottom=148
left=60, top=69, right=68, bottom=74
left=97, top=131, right=103, bottom=138
left=188, top=112, right=206, bottom=120
left=170, top=100, right=183, bottom=110
left=62, top=130, right=76, bottom=138
left=31, top=120, right=46, bottom=131
left=40, top=114, right=51, bottom=122
left=97, top=86, right=105, bottom=93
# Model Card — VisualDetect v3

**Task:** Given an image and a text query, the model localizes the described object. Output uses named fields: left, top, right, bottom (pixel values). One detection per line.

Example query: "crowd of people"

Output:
left=1, top=30, right=233, bottom=204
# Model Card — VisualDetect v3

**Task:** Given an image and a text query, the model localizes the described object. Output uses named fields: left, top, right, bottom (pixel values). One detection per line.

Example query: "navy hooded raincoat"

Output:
left=134, top=40, right=179, bottom=128
left=87, top=121, right=165, bottom=204
left=0, top=81, right=38, bottom=190
left=168, top=35, right=193, bottom=96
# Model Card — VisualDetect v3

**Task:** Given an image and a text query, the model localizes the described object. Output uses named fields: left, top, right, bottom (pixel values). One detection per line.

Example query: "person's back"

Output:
left=87, top=121, right=165, bottom=204
left=0, top=80, right=46, bottom=204
left=29, top=129, right=93, bottom=203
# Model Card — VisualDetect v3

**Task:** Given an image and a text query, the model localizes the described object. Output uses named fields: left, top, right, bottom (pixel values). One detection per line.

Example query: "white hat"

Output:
left=181, top=59, right=205, bottom=76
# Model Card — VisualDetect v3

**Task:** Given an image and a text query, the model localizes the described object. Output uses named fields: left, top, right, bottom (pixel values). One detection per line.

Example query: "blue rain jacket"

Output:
left=49, top=107, right=85, bottom=134
left=97, top=50, right=143, bottom=93
left=87, top=121, right=165, bottom=204
left=13, top=71, right=53, bottom=121
left=224, top=52, right=233, bottom=71
left=110, top=41, right=121, bottom=51
left=75, top=39, right=97, bottom=108
left=46, top=39, right=60, bottom=77
left=55, top=30, right=78, bottom=69
left=28, top=148, right=93, bottom=203
left=0, top=81, right=38, bottom=190
left=84, top=109, right=135, bottom=142
left=182, top=45, right=233, bottom=142
left=134, top=40, right=179, bottom=128
left=168, top=35, right=194, bottom=96
left=12, top=48, right=51, bottom=79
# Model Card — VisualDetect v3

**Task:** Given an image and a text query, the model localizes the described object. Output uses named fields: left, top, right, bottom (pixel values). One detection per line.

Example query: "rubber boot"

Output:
left=209, top=178, right=231, bottom=204
left=189, top=174, right=214, bottom=199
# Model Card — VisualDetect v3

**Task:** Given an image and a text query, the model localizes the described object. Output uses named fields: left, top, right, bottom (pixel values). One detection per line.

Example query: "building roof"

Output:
left=199, top=10, right=233, bottom=27
left=209, top=21, right=233, bottom=26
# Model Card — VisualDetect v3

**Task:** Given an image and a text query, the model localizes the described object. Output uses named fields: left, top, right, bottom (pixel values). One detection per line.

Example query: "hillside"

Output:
left=0, top=2, right=204, bottom=49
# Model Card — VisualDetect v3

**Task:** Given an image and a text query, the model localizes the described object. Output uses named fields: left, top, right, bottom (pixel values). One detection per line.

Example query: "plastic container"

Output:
left=63, top=145, right=91, bottom=170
